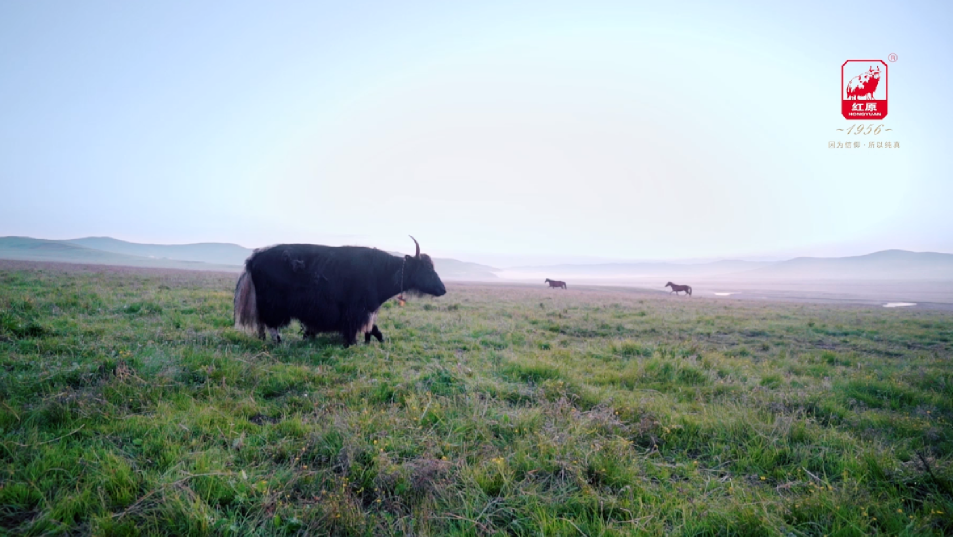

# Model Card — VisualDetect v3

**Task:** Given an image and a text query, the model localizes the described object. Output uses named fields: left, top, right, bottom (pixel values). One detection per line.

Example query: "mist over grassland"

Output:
left=0, top=237, right=500, bottom=281
left=3, top=237, right=952, bottom=310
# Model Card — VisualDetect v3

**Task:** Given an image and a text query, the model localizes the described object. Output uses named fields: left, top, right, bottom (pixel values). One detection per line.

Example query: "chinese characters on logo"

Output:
left=850, top=102, right=878, bottom=112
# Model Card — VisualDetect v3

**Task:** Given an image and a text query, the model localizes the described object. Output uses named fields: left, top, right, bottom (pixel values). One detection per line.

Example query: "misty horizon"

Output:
left=5, top=233, right=953, bottom=269
left=3, top=234, right=952, bottom=277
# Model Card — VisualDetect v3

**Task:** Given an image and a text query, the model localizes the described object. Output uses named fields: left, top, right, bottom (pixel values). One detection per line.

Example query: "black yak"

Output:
left=544, top=278, right=567, bottom=289
left=234, top=236, right=446, bottom=346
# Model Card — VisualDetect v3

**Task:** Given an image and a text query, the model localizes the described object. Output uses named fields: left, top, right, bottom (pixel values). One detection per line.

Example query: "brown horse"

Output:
left=665, top=282, right=692, bottom=296
left=545, top=278, right=567, bottom=289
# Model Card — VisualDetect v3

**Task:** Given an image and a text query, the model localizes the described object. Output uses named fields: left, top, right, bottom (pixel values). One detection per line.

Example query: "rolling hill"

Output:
left=65, top=237, right=253, bottom=266
left=502, top=251, right=953, bottom=283
left=2, top=237, right=950, bottom=282
left=501, top=259, right=769, bottom=280
left=740, top=250, right=953, bottom=280
left=0, top=237, right=499, bottom=280
left=0, top=237, right=241, bottom=271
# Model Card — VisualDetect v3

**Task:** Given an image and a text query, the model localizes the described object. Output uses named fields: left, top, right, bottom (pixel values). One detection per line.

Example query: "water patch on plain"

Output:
left=713, top=292, right=737, bottom=296
left=883, top=302, right=916, bottom=308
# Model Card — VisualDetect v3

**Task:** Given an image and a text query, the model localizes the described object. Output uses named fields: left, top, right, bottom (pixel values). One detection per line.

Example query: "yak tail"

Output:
left=687, top=286, right=693, bottom=296
left=234, top=271, right=260, bottom=333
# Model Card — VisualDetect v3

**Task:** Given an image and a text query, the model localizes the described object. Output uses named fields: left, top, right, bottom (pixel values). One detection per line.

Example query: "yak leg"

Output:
left=343, top=330, right=358, bottom=348
left=256, top=324, right=266, bottom=340
left=367, top=324, right=383, bottom=343
left=364, top=325, right=384, bottom=344
left=362, top=312, right=382, bottom=344
left=267, top=327, right=282, bottom=343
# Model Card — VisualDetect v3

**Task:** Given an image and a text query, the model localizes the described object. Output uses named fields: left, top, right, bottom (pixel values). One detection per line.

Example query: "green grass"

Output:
left=1, top=265, right=952, bottom=535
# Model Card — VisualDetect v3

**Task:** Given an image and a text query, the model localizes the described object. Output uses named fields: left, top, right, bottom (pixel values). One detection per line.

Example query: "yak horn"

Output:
left=409, top=235, right=420, bottom=257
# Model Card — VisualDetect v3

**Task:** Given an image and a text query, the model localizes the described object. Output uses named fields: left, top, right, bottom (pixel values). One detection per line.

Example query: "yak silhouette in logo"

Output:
left=845, top=65, right=881, bottom=100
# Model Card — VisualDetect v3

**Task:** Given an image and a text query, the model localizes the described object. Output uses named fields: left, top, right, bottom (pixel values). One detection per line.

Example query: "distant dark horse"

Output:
left=545, top=278, right=567, bottom=289
left=665, top=282, right=692, bottom=296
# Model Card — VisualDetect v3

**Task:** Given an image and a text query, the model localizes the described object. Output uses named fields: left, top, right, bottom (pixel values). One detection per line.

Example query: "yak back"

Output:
left=246, top=244, right=401, bottom=332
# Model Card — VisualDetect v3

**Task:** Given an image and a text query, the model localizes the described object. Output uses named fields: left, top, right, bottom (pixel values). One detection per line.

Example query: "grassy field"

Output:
left=1, top=262, right=951, bottom=536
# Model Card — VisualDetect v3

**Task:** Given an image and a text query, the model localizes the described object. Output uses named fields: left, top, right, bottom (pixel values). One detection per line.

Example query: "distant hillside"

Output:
left=432, top=258, right=498, bottom=281
left=0, top=237, right=241, bottom=271
left=502, top=259, right=769, bottom=279
left=740, top=250, right=953, bottom=280
left=383, top=251, right=498, bottom=281
left=501, top=250, right=953, bottom=282
left=4, top=237, right=947, bottom=282
left=0, top=237, right=498, bottom=280
left=66, top=237, right=254, bottom=266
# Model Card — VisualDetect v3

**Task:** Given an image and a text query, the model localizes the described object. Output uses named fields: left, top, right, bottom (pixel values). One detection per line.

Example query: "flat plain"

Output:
left=1, top=261, right=951, bottom=536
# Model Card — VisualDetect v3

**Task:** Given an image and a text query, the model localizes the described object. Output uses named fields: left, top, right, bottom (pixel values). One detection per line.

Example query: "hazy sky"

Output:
left=2, top=1, right=951, bottom=265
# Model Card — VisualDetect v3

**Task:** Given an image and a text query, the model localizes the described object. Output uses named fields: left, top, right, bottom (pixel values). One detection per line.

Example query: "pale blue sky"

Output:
left=1, top=1, right=950, bottom=264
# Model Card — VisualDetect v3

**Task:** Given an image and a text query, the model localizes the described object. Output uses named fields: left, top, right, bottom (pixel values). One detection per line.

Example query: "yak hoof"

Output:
left=364, top=325, right=384, bottom=344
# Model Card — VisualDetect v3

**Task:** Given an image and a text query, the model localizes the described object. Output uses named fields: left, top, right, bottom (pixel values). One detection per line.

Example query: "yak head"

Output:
left=403, top=236, right=446, bottom=297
